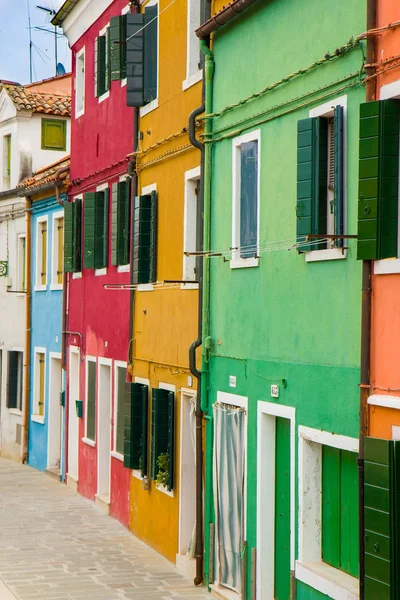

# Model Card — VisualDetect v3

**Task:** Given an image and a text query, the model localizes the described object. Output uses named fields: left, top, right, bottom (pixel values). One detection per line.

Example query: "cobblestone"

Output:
left=0, top=459, right=209, bottom=600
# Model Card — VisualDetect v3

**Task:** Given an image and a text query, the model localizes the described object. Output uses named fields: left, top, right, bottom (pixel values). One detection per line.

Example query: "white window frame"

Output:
left=96, top=23, right=110, bottom=104
left=95, top=183, right=109, bottom=276
left=120, top=4, right=131, bottom=88
left=112, top=360, right=127, bottom=462
left=305, top=95, right=347, bottom=263
left=75, top=47, right=85, bottom=119
left=373, top=79, right=400, bottom=274
left=139, top=0, right=159, bottom=118
left=231, top=129, right=261, bottom=270
left=35, top=215, right=48, bottom=291
left=83, top=356, right=97, bottom=447
left=51, top=210, right=64, bottom=290
left=131, top=376, right=150, bottom=479
left=182, top=0, right=203, bottom=91
left=183, top=166, right=200, bottom=288
left=17, top=233, right=26, bottom=294
left=32, top=347, right=46, bottom=424
left=296, top=426, right=359, bottom=600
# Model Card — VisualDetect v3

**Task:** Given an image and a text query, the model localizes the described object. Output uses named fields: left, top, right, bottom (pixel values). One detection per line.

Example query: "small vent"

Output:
left=15, top=424, right=22, bottom=445
left=328, top=117, right=335, bottom=191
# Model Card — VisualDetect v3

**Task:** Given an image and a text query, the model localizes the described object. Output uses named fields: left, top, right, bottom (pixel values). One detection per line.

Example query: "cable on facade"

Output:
left=125, top=0, right=179, bottom=42
left=357, top=19, right=400, bottom=39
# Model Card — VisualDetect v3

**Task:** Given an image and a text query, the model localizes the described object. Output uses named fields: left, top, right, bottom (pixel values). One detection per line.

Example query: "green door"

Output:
left=274, top=417, right=291, bottom=600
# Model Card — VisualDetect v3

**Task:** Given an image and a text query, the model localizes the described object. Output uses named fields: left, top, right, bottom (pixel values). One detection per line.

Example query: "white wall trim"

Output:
left=182, top=69, right=203, bottom=91
left=85, top=356, right=96, bottom=441
left=380, top=78, right=400, bottom=100
left=68, top=345, right=80, bottom=482
left=47, top=352, right=62, bottom=470
left=298, top=426, right=359, bottom=453
left=374, top=258, right=400, bottom=275
left=295, top=562, right=359, bottom=600
left=183, top=166, right=200, bottom=282
left=216, top=390, right=247, bottom=410
left=61, top=0, right=113, bottom=47
left=305, top=248, right=347, bottom=263
left=33, top=346, right=46, bottom=418
left=97, top=357, right=112, bottom=501
left=113, top=360, right=127, bottom=454
left=368, top=393, right=400, bottom=410
left=75, top=46, right=85, bottom=119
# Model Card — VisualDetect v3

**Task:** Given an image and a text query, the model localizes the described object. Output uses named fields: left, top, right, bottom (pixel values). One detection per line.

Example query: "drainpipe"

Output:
left=358, top=0, right=376, bottom=597
left=21, top=195, right=32, bottom=464
left=54, top=166, right=69, bottom=208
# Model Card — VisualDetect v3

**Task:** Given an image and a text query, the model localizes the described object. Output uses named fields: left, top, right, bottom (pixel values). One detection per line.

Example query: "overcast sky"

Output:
left=0, top=0, right=71, bottom=85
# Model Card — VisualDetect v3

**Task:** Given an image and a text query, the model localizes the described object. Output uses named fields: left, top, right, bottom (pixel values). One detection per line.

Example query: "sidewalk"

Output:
left=0, top=458, right=209, bottom=600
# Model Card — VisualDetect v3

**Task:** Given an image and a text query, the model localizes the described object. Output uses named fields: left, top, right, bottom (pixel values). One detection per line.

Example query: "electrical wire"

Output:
left=126, top=0, right=179, bottom=42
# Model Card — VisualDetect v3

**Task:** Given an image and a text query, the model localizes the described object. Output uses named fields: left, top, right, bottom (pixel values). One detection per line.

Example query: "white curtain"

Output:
left=213, top=402, right=246, bottom=594
left=187, top=396, right=197, bottom=558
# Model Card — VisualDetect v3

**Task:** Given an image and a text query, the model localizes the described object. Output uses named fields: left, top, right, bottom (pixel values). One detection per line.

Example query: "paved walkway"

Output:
left=0, top=458, right=209, bottom=600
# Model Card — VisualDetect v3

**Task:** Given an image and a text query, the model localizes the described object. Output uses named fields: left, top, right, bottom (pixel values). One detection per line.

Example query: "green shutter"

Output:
left=74, top=198, right=82, bottom=272
left=106, top=27, right=111, bottom=90
left=132, top=192, right=157, bottom=284
left=334, top=106, right=344, bottom=247
left=126, top=13, right=144, bottom=107
left=111, top=183, right=118, bottom=266
left=151, top=388, right=170, bottom=481
left=110, top=15, right=127, bottom=81
left=64, top=202, right=75, bottom=273
left=140, top=385, right=149, bottom=478
left=124, top=382, right=148, bottom=470
left=41, top=119, right=66, bottom=151
left=87, top=361, right=96, bottom=442
left=97, top=35, right=107, bottom=97
left=322, top=446, right=341, bottom=568
left=84, top=192, right=96, bottom=269
left=364, top=437, right=400, bottom=599
left=166, top=391, right=175, bottom=491
left=94, top=189, right=109, bottom=269
left=357, top=100, right=400, bottom=260
left=296, top=118, right=328, bottom=251
left=143, top=5, right=158, bottom=104
left=118, top=181, right=130, bottom=266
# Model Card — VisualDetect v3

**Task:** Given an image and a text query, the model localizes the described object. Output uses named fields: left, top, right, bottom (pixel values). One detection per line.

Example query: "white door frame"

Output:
left=256, top=401, right=296, bottom=600
left=178, top=388, right=197, bottom=556
left=97, top=357, right=112, bottom=502
left=67, top=345, right=80, bottom=486
left=47, top=352, right=62, bottom=470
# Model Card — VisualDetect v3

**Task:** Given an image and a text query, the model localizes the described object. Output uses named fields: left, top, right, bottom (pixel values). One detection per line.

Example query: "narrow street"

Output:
left=0, top=459, right=209, bottom=600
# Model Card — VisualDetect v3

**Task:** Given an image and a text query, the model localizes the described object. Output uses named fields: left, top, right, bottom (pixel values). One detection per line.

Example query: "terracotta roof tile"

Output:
left=19, top=156, right=70, bottom=192
left=1, top=84, right=71, bottom=117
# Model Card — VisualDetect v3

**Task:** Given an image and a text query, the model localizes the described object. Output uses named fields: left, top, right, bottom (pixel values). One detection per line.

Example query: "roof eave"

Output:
left=195, top=0, right=259, bottom=39
left=51, top=0, right=80, bottom=26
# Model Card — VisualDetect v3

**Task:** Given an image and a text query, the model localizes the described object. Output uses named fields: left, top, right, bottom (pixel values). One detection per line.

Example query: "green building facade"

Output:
left=200, top=0, right=367, bottom=598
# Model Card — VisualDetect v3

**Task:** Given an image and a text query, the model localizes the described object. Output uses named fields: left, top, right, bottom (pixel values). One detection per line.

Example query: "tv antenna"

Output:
left=36, top=4, right=58, bottom=77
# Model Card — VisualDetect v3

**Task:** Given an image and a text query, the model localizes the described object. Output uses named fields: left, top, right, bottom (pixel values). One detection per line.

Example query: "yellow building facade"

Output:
left=129, top=0, right=203, bottom=567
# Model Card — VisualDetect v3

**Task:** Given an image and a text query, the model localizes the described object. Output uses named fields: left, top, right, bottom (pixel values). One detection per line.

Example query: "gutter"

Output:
left=0, top=187, right=22, bottom=200
left=358, top=0, right=376, bottom=597
left=196, top=0, right=259, bottom=40
left=21, top=195, right=32, bottom=464
left=51, top=0, right=80, bottom=27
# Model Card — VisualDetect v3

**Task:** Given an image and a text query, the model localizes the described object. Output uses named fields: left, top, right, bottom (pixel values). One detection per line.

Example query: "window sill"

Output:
left=50, top=283, right=63, bottom=291
left=117, top=264, right=130, bottom=273
left=31, top=414, right=45, bottom=425
left=34, top=285, right=47, bottom=292
left=374, top=257, right=400, bottom=275
left=95, top=268, right=107, bottom=276
left=305, top=248, right=346, bottom=263
left=132, top=469, right=143, bottom=480
left=98, top=90, right=110, bottom=104
left=156, top=483, right=174, bottom=497
left=82, top=437, right=96, bottom=448
left=295, top=561, right=359, bottom=600
left=8, top=408, right=22, bottom=416
left=230, top=257, right=259, bottom=269
left=72, top=272, right=82, bottom=279
left=181, top=282, right=199, bottom=290
left=110, top=450, right=124, bottom=462
left=182, top=70, right=203, bottom=91
left=137, top=283, right=154, bottom=291
left=140, top=98, right=159, bottom=118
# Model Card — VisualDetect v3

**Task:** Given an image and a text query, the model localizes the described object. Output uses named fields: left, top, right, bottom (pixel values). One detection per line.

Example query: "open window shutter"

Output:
left=358, top=100, right=400, bottom=260
left=96, top=35, right=107, bottom=97
left=126, top=13, right=144, bottom=107
left=64, top=202, right=75, bottom=273
left=166, top=392, right=175, bottom=491
left=141, top=385, right=149, bottom=477
left=124, top=382, right=147, bottom=469
left=106, top=27, right=111, bottom=90
left=364, top=437, right=400, bottom=599
left=151, top=388, right=169, bottom=480
left=94, top=190, right=109, bottom=269
left=111, top=183, right=118, bottom=266
left=74, top=198, right=82, bottom=272
left=132, top=193, right=157, bottom=284
left=110, top=16, right=127, bottom=81
left=334, top=105, right=344, bottom=247
left=120, top=15, right=127, bottom=80
left=117, top=180, right=130, bottom=266
left=143, top=5, right=158, bottom=104
left=83, top=192, right=96, bottom=269
left=149, top=190, right=157, bottom=282
left=94, top=37, right=98, bottom=97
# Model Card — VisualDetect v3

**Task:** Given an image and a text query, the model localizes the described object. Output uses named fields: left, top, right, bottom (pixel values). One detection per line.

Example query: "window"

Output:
left=17, top=234, right=26, bottom=292
left=114, top=364, right=127, bottom=456
left=33, top=350, right=46, bottom=418
left=184, top=0, right=205, bottom=87
left=7, top=350, right=23, bottom=410
left=3, top=134, right=11, bottom=188
left=132, top=190, right=157, bottom=284
left=124, top=381, right=149, bottom=476
left=36, top=217, right=48, bottom=289
left=83, top=190, right=109, bottom=270
left=64, top=198, right=82, bottom=273
left=183, top=168, right=200, bottom=282
left=110, top=15, right=127, bottom=82
left=95, top=26, right=110, bottom=99
left=231, top=130, right=260, bottom=268
left=41, top=119, right=67, bottom=151
left=75, top=48, right=85, bottom=117
left=297, top=427, right=359, bottom=599
left=86, top=359, right=96, bottom=442
left=111, top=180, right=130, bottom=267
left=150, top=387, right=175, bottom=491
left=297, top=96, right=346, bottom=258
left=52, top=214, right=64, bottom=287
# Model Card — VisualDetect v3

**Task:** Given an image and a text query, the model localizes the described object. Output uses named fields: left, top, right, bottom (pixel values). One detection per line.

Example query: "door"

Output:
left=67, top=349, right=79, bottom=483
left=48, top=355, right=62, bottom=471
left=97, top=361, right=111, bottom=500
left=178, top=393, right=197, bottom=558
left=274, top=417, right=291, bottom=600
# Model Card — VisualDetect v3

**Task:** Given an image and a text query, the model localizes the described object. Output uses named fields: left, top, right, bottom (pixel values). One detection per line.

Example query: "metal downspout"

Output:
left=21, top=195, right=32, bottom=463
left=359, top=0, right=376, bottom=597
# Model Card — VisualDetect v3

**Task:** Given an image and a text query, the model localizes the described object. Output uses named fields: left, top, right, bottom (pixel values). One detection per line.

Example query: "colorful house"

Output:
left=196, top=0, right=366, bottom=598
left=0, top=75, right=71, bottom=463
left=53, top=0, right=135, bottom=527
left=20, top=157, right=70, bottom=479
left=124, top=0, right=205, bottom=571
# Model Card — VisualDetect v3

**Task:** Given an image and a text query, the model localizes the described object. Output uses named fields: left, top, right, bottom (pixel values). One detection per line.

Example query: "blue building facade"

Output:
left=28, top=192, right=65, bottom=478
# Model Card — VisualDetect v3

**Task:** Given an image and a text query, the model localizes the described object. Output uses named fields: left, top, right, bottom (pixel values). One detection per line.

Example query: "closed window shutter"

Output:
left=83, top=192, right=96, bottom=269
left=358, top=100, right=400, bottom=260
left=166, top=391, right=175, bottom=491
left=333, top=105, right=344, bottom=246
left=364, top=437, right=400, bottom=598
left=64, top=202, right=75, bottom=273
left=110, top=16, right=127, bottom=81
left=74, top=198, right=82, bottom=272
left=117, top=180, right=130, bottom=266
left=97, top=35, right=107, bottom=97
left=126, top=13, right=144, bottom=107
left=87, top=361, right=96, bottom=442
left=94, top=189, right=109, bottom=269
left=144, top=5, right=158, bottom=104
left=132, top=192, right=157, bottom=284
left=124, top=382, right=148, bottom=470
left=111, top=183, right=118, bottom=266
left=106, top=27, right=111, bottom=90
left=41, top=119, right=66, bottom=151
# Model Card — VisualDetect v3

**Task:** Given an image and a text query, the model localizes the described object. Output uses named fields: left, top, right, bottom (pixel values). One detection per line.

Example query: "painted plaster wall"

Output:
left=368, top=1, right=400, bottom=435
left=207, top=0, right=365, bottom=597
left=0, top=201, right=26, bottom=461
left=27, top=199, right=63, bottom=472
left=129, top=0, right=201, bottom=562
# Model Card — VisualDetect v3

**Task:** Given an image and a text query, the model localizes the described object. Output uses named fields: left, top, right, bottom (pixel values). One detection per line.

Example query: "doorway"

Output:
left=67, top=347, right=80, bottom=488
left=47, top=353, right=62, bottom=473
left=97, top=359, right=111, bottom=507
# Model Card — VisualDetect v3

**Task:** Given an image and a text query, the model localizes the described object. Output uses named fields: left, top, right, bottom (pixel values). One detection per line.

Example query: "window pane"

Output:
left=7, top=351, right=19, bottom=409
left=87, top=361, right=96, bottom=441
left=116, top=367, right=125, bottom=454
left=240, top=140, right=258, bottom=258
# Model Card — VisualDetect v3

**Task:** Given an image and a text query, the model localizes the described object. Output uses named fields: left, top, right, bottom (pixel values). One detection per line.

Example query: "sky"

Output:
left=0, top=0, right=71, bottom=85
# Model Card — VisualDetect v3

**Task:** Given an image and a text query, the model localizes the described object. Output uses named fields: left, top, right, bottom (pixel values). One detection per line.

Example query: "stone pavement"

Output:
left=0, top=458, right=210, bottom=600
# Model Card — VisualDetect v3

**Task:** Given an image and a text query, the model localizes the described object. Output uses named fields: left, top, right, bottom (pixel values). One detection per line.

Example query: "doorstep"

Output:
left=176, top=553, right=196, bottom=580
left=95, top=494, right=110, bottom=514
left=210, top=584, right=241, bottom=600
left=45, top=467, right=61, bottom=482
left=66, top=473, right=78, bottom=492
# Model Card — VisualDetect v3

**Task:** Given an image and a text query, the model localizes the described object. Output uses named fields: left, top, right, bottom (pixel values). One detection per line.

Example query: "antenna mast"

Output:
left=27, top=0, right=33, bottom=83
